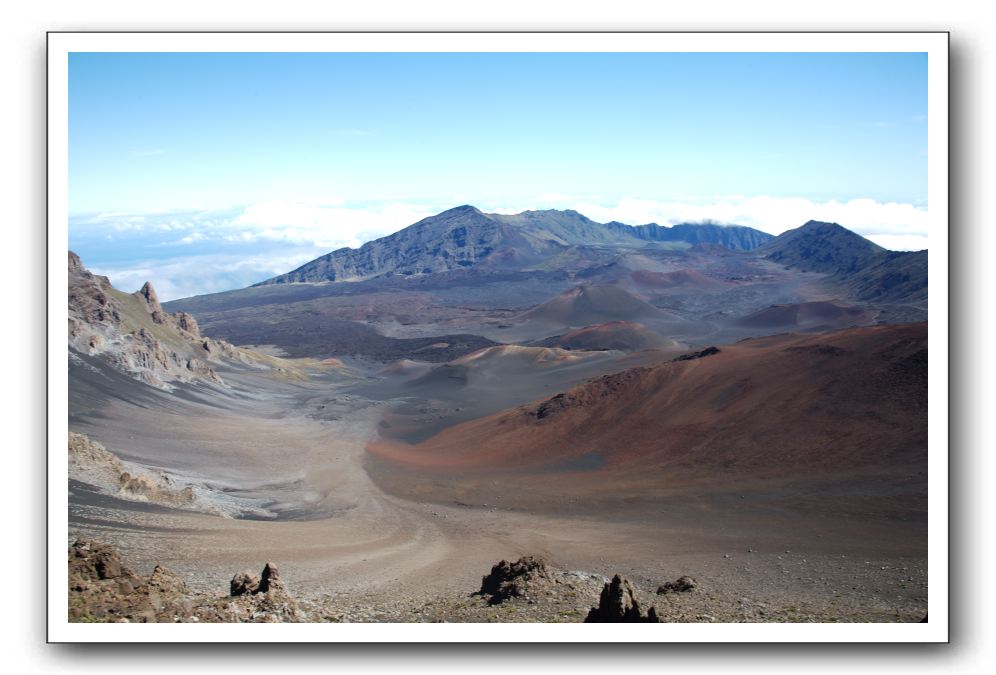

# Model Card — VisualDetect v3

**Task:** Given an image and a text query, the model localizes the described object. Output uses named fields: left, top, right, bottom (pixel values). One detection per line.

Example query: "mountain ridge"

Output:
left=255, top=205, right=775, bottom=286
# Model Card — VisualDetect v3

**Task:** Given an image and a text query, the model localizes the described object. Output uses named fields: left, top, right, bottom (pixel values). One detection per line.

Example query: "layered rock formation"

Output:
left=69, top=432, right=198, bottom=509
left=68, top=251, right=249, bottom=389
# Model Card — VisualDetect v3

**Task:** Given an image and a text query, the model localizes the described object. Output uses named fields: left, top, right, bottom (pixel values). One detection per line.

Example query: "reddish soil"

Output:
left=368, top=323, right=927, bottom=507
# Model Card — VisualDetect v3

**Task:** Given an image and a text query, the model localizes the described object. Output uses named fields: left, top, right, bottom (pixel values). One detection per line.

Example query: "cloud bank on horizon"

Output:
left=70, top=196, right=929, bottom=301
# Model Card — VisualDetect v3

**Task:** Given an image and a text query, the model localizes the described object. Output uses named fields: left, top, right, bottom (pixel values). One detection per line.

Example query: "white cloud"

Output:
left=78, top=196, right=931, bottom=254
left=230, top=201, right=439, bottom=248
left=74, top=201, right=444, bottom=251
left=177, top=232, right=207, bottom=245
left=89, top=249, right=329, bottom=302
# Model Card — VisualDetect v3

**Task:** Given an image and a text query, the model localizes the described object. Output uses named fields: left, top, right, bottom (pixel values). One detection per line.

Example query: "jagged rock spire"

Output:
left=137, top=281, right=161, bottom=311
left=135, top=281, right=169, bottom=324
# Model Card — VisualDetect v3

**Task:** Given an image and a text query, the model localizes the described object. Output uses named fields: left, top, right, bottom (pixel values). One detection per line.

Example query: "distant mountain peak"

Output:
left=761, top=221, right=882, bottom=275
left=256, top=205, right=774, bottom=286
left=769, top=220, right=885, bottom=252
left=442, top=204, right=484, bottom=215
left=797, top=219, right=867, bottom=236
left=758, top=219, right=923, bottom=303
left=555, top=208, right=591, bottom=219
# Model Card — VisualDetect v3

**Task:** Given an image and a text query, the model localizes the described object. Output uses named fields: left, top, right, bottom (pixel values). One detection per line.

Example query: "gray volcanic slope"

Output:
left=761, top=220, right=886, bottom=274
left=520, top=284, right=668, bottom=327
left=761, top=220, right=927, bottom=304
left=256, top=205, right=774, bottom=285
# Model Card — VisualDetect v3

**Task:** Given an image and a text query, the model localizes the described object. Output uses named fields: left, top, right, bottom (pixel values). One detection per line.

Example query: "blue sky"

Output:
left=68, top=52, right=929, bottom=299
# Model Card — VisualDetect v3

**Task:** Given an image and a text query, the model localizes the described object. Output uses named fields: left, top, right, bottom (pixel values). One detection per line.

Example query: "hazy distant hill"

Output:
left=256, top=206, right=774, bottom=285
left=762, top=220, right=927, bottom=304
left=519, top=284, right=668, bottom=327
left=531, top=321, right=674, bottom=352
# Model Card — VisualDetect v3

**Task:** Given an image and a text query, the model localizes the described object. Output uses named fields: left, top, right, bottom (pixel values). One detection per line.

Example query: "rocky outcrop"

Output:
left=148, top=565, right=188, bottom=596
left=657, top=576, right=697, bottom=594
left=69, top=432, right=198, bottom=509
left=68, top=540, right=301, bottom=623
left=67, top=255, right=120, bottom=328
left=68, top=431, right=123, bottom=473
left=174, top=312, right=201, bottom=338
left=672, top=346, right=720, bottom=362
left=584, top=574, right=661, bottom=623
left=68, top=251, right=232, bottom=389
left=231, top=563, right=288, bottom=598
left=69, top=540, right=129, bottom=585
left=478, top=556, right=552, bottom=605
left=135, top=281, right=169, bottom=324
left=258, top=563, right=285, bottom=595
left=68, top=539, right=170, bottom=623
left=230, top=570, right=261, bottom=596
left=118, top=471, right=196, bottom=506
left=68, top=250, right=85, bottom=274
left=136, top=281, right=161, bottom=312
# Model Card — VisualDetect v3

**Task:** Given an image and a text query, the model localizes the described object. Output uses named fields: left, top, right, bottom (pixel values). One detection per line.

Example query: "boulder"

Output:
left=68, top=539, right=130, bottom=582
left=230, top=571, right=261, bottom=596
left=148, top=565, right=188, bottom=595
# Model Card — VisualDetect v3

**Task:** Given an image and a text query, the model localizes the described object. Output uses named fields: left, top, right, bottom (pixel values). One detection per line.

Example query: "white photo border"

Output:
left=47, top=31, right=949, bottom=644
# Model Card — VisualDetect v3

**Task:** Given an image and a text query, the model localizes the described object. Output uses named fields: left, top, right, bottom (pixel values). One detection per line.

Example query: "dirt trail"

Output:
left=69, top=375, right=465, bottom=600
